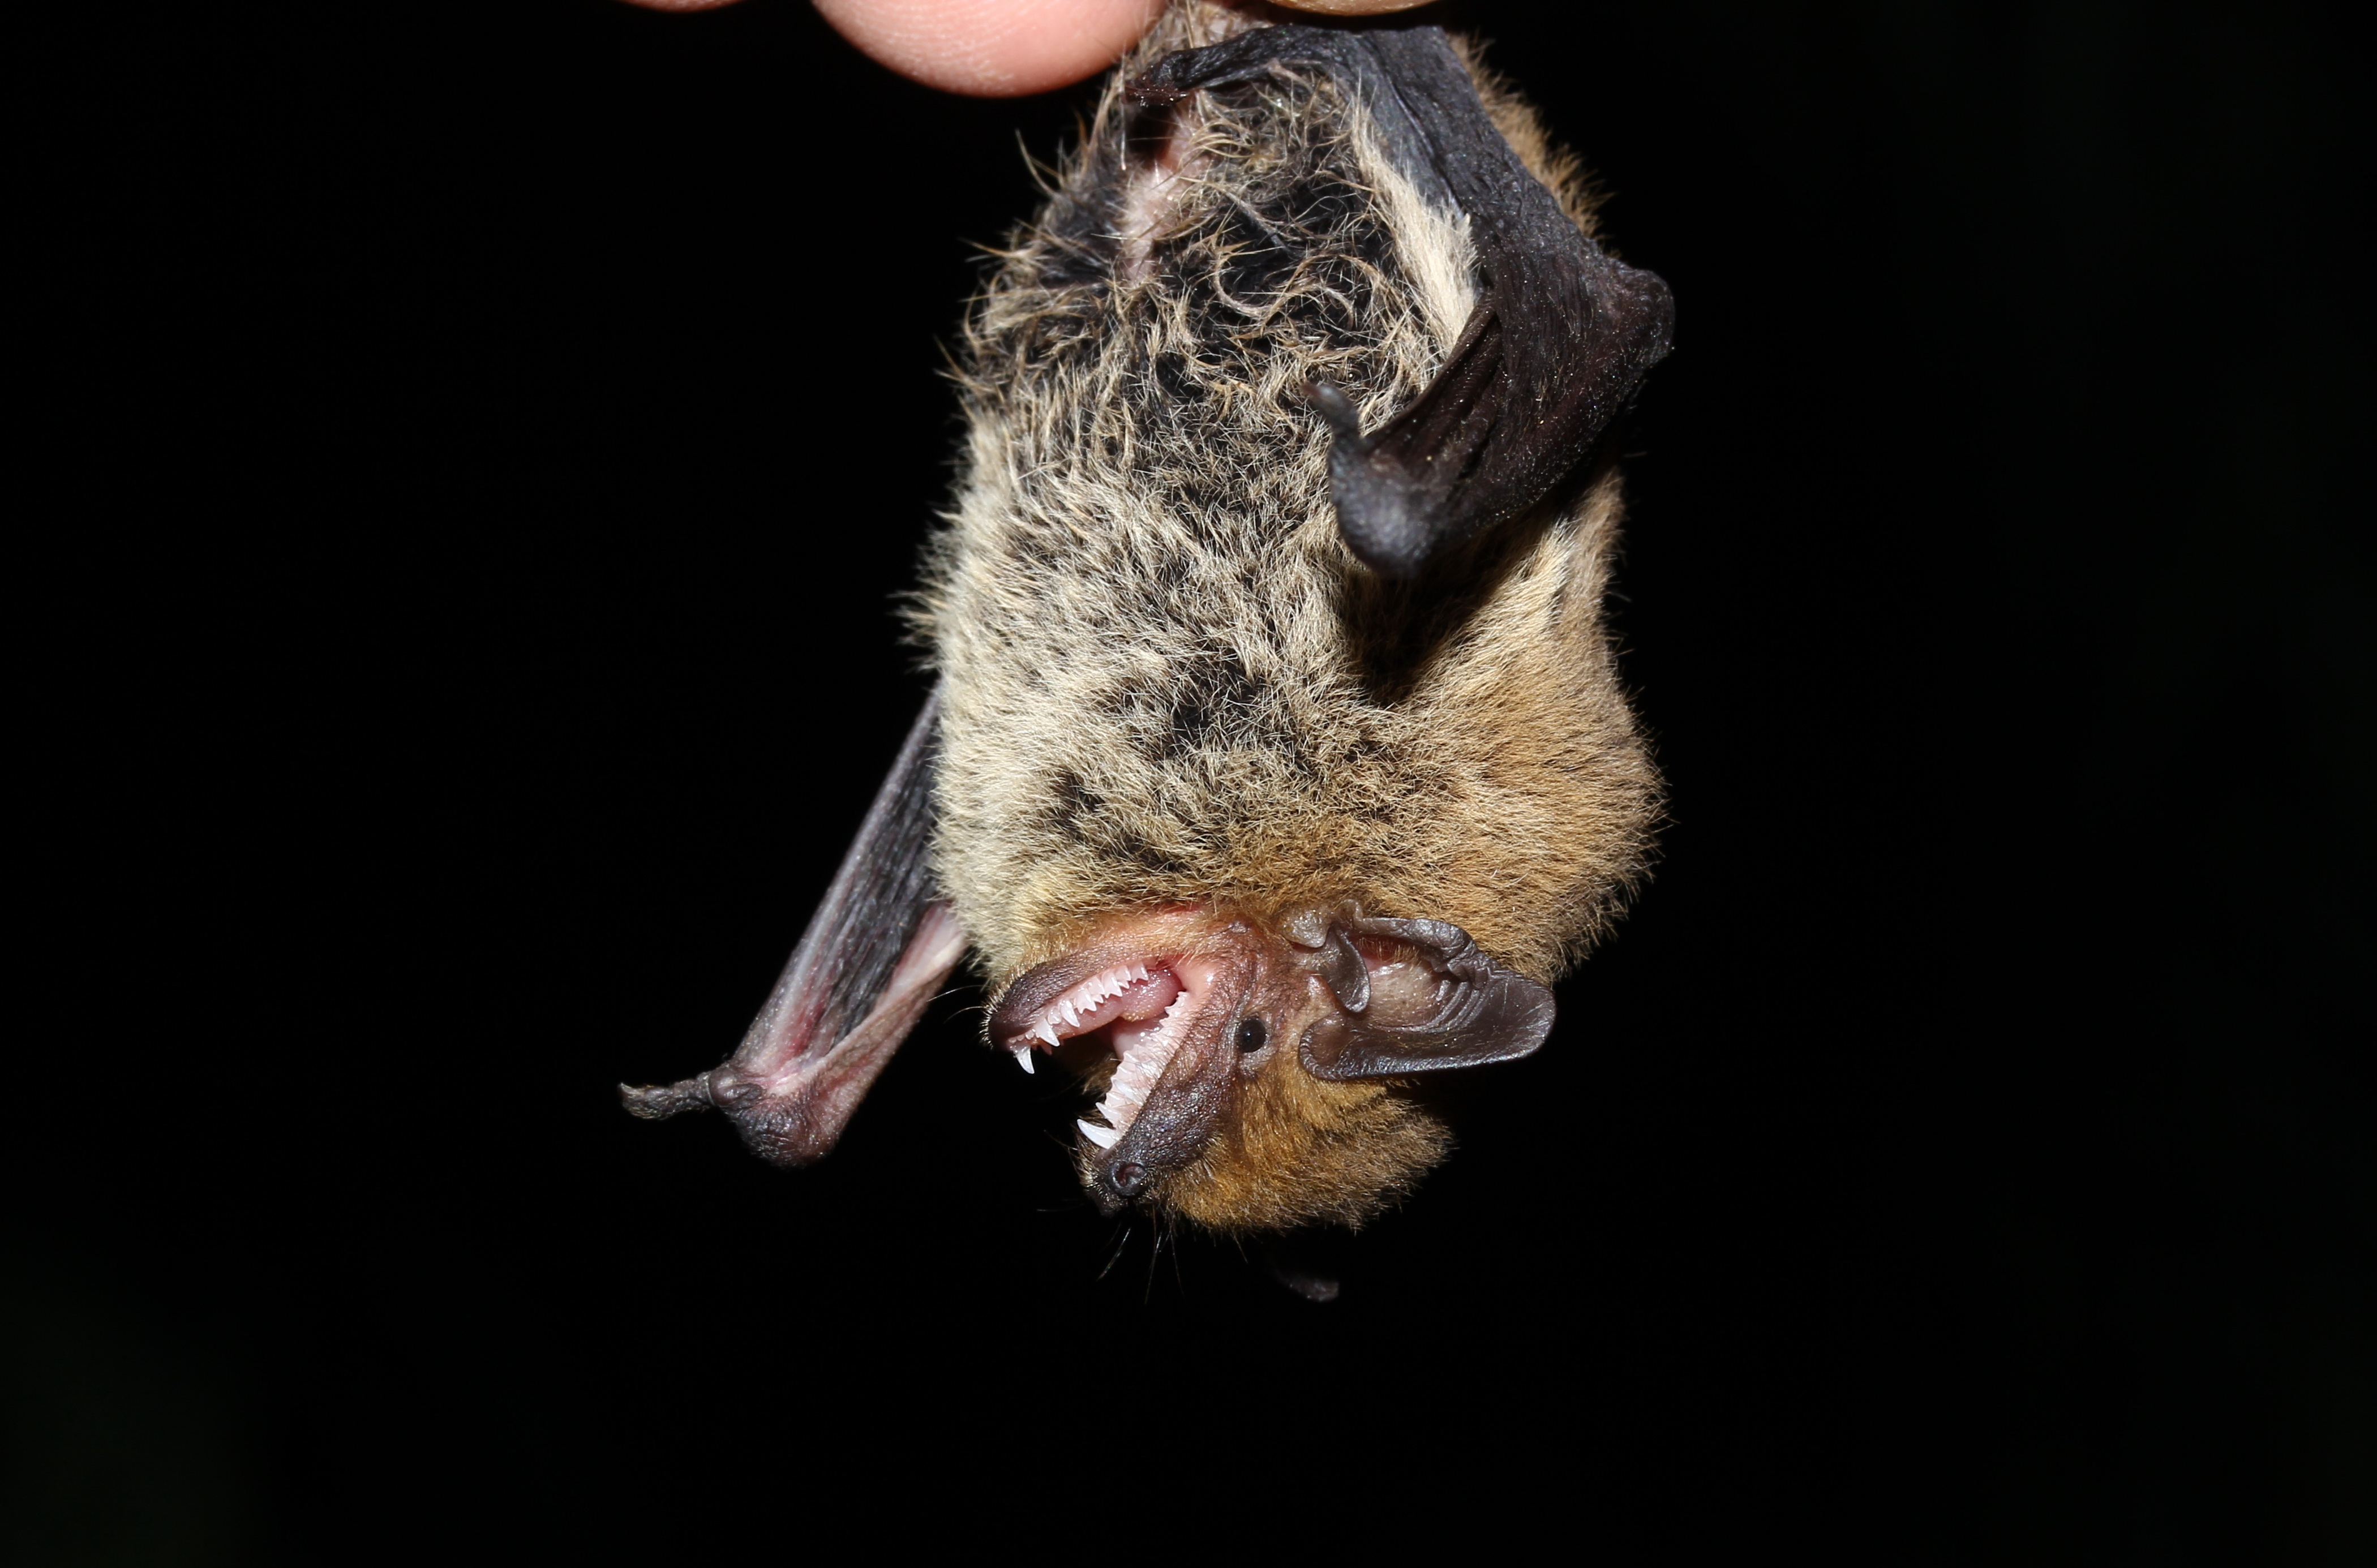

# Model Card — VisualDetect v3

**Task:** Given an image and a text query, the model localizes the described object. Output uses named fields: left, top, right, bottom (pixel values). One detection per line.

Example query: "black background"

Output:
left=16, top=1, right=2369, bottom=1561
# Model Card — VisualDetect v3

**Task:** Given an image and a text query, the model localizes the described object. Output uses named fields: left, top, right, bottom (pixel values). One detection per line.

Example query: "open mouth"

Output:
left=999, top=955, right=1221, bottom=1149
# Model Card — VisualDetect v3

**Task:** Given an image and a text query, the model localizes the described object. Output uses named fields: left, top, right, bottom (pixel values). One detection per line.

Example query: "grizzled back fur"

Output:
left=914, top=1, right=1661, bottom=991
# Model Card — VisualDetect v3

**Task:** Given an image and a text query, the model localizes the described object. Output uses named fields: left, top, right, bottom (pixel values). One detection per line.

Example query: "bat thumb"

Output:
left=618, top=1072, right=717, bottom=1121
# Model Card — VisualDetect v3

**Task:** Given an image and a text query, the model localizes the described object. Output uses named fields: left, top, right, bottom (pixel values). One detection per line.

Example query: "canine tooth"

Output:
left=1010, top=1044, right=1035, bottom=1074
left=1078, top=1119, right=1119, bottom=1150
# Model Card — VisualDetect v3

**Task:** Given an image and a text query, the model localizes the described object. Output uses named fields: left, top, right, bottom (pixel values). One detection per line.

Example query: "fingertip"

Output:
left=813, top=0, right=1169, bottom=97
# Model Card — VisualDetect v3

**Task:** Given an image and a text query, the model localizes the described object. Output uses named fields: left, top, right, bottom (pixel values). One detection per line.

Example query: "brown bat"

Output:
left=623, top=1, right=1671, bottom=1236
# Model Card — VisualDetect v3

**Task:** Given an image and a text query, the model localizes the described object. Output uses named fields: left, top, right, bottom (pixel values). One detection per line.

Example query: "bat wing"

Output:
left=619, top=687, right=966, bottom=1166
left=1135, top=24, right=1675, bottom=579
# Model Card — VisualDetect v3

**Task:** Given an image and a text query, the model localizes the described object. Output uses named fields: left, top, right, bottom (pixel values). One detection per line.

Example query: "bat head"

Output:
left=988, top=907, right=1554, bottom=1231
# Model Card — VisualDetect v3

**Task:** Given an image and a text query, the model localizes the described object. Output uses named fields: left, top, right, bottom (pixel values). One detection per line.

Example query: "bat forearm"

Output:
left=620, top=690, right=964, bottom=1167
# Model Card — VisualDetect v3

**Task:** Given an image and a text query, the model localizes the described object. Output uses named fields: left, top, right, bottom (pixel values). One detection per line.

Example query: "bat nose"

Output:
left=1108, top=1160, right=1151, bottom=1198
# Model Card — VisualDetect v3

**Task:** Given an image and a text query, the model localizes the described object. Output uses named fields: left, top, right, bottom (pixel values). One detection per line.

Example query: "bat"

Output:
left=623, top=1, right=1672, bottom=1238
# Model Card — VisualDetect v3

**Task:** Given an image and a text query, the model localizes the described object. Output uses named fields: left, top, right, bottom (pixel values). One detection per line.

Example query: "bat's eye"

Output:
left=1110, top=1161, right=1149, bottom=1197
left=1235, top=1019, right=1268, bottom=1053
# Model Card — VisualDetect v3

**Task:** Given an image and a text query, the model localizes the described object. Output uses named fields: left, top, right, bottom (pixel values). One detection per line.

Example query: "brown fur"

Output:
left=1155, top=1066, right=1450, bottom=1232
left=911, top=2, right=1662, bottom=1227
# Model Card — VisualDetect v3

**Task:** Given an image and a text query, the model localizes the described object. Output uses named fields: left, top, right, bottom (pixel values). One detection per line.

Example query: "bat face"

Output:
left=624, top=1, right=1671, bottom=1243
left=985, top=905, right=1552, bottom=1229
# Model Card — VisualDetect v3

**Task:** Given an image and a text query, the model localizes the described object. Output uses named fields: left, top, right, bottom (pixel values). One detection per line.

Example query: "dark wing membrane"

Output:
left=620, top=687, right=966, bottom=1166
left=1134, top=24, right=1674, bottom=578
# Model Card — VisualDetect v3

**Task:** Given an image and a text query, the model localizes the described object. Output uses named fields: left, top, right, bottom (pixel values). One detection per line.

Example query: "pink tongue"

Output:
left=1070, top=968, right=1181, bottom=1038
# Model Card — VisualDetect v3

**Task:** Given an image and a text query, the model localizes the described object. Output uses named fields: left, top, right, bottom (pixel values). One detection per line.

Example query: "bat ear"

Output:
left=1299, top=917, right=1554, bottom=1081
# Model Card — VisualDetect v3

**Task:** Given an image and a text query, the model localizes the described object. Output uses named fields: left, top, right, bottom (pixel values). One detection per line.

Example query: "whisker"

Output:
left=1098, top=1223, right=1134, bottom=1282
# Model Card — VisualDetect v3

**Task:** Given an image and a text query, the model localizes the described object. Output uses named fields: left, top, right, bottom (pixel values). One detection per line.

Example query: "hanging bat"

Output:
left=623, top=1, right=1672, bottom=1236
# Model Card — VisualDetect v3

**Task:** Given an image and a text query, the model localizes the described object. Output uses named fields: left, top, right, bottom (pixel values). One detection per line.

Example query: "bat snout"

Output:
left=993, top=938, right=1243, bottom=1155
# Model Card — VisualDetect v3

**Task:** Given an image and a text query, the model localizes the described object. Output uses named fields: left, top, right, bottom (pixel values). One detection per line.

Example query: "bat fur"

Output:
left=620, top=2, right=1670, bottom=1241
left=911, top=3, right=1663, bottom=1230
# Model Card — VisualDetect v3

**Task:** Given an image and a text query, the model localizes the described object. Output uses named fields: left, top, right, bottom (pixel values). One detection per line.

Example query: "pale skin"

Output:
left=617, top=0, right=1432, bottom=97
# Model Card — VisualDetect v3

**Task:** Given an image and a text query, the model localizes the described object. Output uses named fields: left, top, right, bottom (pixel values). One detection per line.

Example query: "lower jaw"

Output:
left=1089, top=952, right=1229, bottom=1137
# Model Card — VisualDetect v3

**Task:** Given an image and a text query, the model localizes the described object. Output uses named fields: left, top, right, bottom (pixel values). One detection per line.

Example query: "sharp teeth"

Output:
left=1033, top=1020, right=1061, bottom=1047
left=1010, top=1044, right=1035, bottom=1074
left=1078, top=1119, right=1119, bottom=1150
left=1058, top=1000, right=1078, bottom=1026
